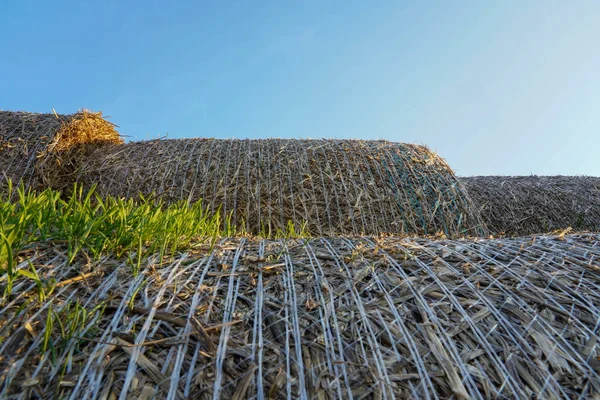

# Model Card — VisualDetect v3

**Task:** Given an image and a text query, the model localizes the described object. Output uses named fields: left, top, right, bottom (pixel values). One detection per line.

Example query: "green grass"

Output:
left=0, top=181, right=233, bottom=291
left=0, top=180, right=309, bottom=297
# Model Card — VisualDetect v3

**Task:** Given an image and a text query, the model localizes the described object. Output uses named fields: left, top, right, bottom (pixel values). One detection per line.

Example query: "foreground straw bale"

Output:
left=462, top=175, right=600, bottom=236
left=77, top=138, right=486, bottom=237
left=1, top=234, right=600, bottom=399
left=0, top=110, right=122, bottom=193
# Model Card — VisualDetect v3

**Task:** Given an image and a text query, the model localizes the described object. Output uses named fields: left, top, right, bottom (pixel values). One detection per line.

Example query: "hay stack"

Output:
left=1, top=233, right=599, bottom=398
left=0, top=110, right=122, bottom=193
left=78, top=138, right=487, bottom=236
left=462, top=176, right=600, bottom=235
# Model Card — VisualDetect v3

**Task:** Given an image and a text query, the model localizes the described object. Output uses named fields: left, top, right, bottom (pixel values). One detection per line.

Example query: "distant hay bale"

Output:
left=0, top=109, right=122, bottom=193
left=77, top=138, right=487, bottom=237
left=462, top=175, right=600, bottom=235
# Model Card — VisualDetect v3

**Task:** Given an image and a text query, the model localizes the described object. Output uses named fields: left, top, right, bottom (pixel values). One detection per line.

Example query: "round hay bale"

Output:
left=461, top=175, right=600, bottom=235
left=77, top=138, right=487, bottom=237
left=2, top=233, right=599, bottom=398
left=0, top=109, right=122, bottom=194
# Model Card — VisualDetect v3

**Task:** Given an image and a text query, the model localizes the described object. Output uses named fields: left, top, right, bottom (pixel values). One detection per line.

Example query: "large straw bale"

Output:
left=1, top=233, right=599, bottom=398
left=0, top=110, right=122, bottom=193
left=462, top=175, right=600, bottom=235
left=77, top=138, right=487, bottom=236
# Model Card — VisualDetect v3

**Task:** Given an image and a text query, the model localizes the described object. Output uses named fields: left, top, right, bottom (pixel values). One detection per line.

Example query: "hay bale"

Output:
left=0, top=109, right=122, bottom=193
left=77, top=138, right=487, bottom=236
left=462, top=175, right=600, bottom=235
left=2, top=233, right=599, bottom=398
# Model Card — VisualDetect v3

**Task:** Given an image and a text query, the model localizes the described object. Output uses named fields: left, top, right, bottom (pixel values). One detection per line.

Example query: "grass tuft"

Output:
left=0, top=180, right=310, bottom=298
left=0, top=181, right=230, bottom=295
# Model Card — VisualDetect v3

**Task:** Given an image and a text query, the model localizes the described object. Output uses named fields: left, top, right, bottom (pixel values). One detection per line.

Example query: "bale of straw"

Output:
left=77, top=138, right=487, bottom=236
left=1, top=233, right=599, bottom=398
left=0, top=109, right=122, bottom=193
left=462, top=175, right=600, bottom=235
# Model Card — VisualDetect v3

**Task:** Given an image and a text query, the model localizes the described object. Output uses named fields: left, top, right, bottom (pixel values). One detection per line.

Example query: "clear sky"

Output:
left=1, top=1, right=598, bottom=176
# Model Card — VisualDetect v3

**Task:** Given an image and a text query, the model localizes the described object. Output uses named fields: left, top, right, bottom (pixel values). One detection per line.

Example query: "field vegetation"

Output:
left=0, top=181, right=307, bottom=298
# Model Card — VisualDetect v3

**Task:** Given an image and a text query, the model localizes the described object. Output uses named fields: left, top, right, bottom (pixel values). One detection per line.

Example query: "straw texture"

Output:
left=76, top=138, right=487, bottom=237
left=0, top=110, right=122, bottom=193
left=1, top=233, right=599, bottom=399
left=462, top=175, right=600, bottom=236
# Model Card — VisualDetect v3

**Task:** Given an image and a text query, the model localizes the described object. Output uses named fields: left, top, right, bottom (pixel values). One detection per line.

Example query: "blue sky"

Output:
left=1, top=1, right=598, bottom=176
